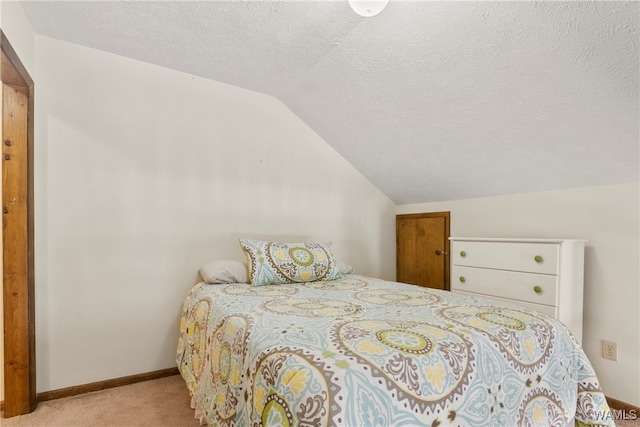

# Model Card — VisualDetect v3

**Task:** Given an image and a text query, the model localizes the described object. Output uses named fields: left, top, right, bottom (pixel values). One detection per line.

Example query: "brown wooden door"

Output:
left=396, top=212, right=450, bottom=290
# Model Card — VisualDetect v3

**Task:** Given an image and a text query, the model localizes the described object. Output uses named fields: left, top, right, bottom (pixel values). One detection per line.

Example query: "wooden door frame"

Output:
left=396, top=211, right=451, bottom=290
left=1, top=30, right=37, bottom=417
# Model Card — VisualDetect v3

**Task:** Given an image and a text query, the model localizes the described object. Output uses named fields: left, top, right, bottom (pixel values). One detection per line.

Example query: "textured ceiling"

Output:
left=21, top=1, right=639, bottom=204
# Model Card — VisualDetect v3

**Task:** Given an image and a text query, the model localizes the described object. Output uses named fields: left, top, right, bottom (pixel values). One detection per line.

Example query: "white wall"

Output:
left=0, top=0, right=36, bottom=403
left=34, top=35, right=396, bottom=392
left=397, top=182, right=640, bottom=407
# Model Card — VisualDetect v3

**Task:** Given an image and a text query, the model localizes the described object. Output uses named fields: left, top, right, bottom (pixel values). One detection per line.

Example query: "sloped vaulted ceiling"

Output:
left=20, top=1, right=639, bottom=204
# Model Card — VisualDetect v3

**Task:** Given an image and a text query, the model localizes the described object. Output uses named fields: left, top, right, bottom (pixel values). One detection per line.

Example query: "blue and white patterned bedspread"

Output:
left=176, top=274, right=614, bottom=426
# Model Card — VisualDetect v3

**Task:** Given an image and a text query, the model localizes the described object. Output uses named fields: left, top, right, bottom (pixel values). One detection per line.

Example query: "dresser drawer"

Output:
left=451, top=265, right=558, bottom=306
left=451, top=241, right=559, bottom=275
left=452, top=290, right=558, bottom=318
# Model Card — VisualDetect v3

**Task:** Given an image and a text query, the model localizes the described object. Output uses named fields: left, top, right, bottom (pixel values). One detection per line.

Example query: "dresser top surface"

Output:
left=449, top=237, right=587, bottom=243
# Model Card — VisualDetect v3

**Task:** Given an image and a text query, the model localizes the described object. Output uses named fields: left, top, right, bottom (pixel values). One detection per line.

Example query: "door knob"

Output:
left=435, top=250, right=448, bottom=256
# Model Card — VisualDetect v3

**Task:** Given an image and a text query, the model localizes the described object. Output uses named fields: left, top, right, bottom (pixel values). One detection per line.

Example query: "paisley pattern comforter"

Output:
left=176, top=274, right=614, bottom=427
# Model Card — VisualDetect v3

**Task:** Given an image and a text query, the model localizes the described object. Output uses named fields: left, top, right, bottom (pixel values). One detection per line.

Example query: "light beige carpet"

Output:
left=2, top=374, right=639, bottom=426
left=0, top=375, right=201, bottom=427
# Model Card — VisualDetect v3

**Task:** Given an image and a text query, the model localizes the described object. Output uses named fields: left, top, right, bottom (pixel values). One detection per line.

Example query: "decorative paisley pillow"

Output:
left=239, top=239, right=342, bottom=287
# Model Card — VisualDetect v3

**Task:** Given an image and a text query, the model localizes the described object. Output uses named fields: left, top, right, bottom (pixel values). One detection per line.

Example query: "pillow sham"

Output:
left=199, top=259, right=248, bottom=284
left=239, top=239, right=342, bottom=287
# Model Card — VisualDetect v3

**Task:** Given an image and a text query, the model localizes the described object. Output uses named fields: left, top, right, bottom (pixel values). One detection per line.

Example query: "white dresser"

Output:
left=450, top=237, right=585, bottom=343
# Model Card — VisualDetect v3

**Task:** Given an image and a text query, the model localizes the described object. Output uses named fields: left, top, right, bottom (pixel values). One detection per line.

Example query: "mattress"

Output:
left=176, top=274, right=614, bottom=426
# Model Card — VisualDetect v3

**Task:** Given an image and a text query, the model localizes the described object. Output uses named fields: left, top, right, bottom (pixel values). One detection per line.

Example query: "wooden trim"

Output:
left=0, top=32, right=34, bottom=87
left=1, top=368, right=180, bottom=411
left=37, top=368, right=180, bottom=403
left=396, top=212, right=450, bottom=221
left=606, top=396, right=640, bottom=413
left=2, top=30, right=36, bottom=418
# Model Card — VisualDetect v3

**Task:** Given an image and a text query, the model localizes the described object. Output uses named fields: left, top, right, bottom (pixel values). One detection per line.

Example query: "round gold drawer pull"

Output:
left=534, top=255, right=543, bottom=263
left=533, top=286, right=542, bottom=294
left=460, top=251, right=466, bottom=257
left=459, top=276, right=466, bottom=283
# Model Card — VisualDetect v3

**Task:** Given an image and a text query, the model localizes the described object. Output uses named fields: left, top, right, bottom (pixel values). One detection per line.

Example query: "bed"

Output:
left=176, top=272, right=614, bottom=426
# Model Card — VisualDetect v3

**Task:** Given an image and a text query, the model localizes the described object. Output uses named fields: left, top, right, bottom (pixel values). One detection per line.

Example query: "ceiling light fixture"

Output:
left=348, top=0, right=389, bottom=17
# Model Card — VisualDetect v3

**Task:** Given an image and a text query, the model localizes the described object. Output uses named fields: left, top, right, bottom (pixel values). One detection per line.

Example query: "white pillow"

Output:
left=336, top=260, right=355, bottom=274
left=199, top=260, right=248, bottom=284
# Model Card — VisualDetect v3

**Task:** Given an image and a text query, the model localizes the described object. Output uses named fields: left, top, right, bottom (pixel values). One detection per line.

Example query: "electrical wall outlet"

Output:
left=602, top=340, right=617, bottom=361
